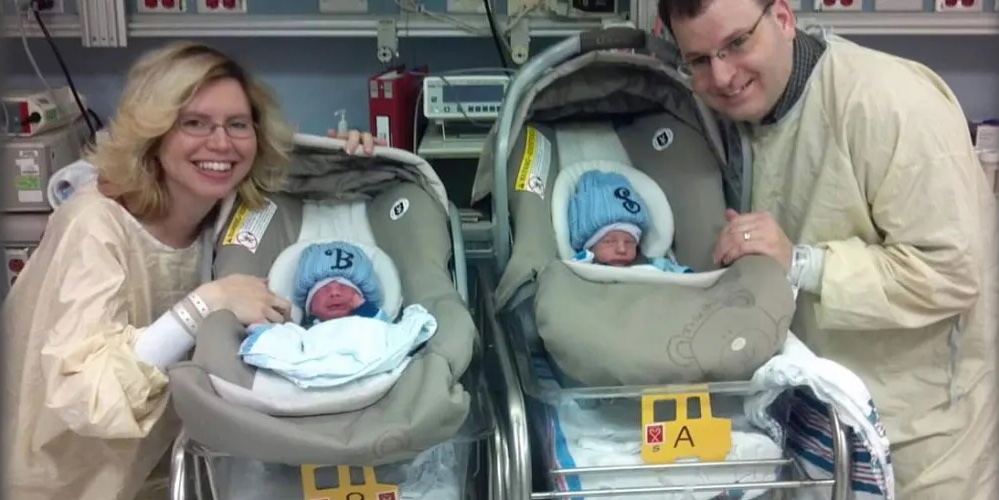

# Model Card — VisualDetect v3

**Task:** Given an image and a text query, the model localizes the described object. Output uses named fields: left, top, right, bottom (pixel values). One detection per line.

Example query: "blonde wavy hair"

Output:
left=89, top=41, right=294, bottom=220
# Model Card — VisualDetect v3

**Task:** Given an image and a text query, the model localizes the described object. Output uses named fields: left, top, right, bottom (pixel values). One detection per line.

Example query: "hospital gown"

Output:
left=2, top=184, right=203, bottom=500
left=748, top=35, right=998, bottom=498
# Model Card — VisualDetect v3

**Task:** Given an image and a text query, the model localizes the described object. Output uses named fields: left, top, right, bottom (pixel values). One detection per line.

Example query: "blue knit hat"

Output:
left=293, top=241, right=383, bottom=315
left=568, top=171, right=651, bottom=252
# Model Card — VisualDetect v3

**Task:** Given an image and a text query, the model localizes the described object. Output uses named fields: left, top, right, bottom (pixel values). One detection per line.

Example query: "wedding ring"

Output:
left=743, top=231, right=752, bottom=241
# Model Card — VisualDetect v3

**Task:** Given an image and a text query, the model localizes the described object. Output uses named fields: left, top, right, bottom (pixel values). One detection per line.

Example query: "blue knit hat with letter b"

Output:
left=568, top=170, right=651, bottom=252
left=293, top=241, right=383, bottom=313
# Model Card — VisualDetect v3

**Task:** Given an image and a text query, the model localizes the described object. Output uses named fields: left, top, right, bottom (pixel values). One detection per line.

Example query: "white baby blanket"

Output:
left=212, top=304, right=436, bottom=417
left=239, top=304, right=437, bottom=389
left=744, top=332, right=895, bottom=500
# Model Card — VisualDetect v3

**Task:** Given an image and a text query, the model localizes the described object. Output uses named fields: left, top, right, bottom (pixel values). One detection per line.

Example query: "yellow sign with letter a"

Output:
left=640, top=390, right=733, bottom=464
left=300, top=464, right=400, bottom=500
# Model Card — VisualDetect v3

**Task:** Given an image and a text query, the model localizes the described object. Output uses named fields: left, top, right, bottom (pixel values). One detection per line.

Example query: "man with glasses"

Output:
left=657, top=0, right=998, bottom=497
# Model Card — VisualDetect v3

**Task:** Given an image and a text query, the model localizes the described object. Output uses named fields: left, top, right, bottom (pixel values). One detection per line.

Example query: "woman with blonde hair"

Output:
left=1, top=42, right=378, bottom=500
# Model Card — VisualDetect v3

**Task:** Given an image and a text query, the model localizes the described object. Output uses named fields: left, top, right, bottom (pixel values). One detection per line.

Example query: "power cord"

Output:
left=481, top=0, right=509, bottom=68
left=17, top=0, right=97, bottom=138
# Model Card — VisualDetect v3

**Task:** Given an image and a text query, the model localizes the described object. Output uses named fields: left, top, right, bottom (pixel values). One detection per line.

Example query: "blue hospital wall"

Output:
left=2, top=35, right=997, bottom=136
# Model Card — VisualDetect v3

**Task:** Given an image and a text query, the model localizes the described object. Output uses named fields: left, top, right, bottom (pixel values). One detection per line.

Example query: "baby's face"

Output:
left=591, top=230, right=639, bottom=266
left=310, top=281, right=365, bottom=320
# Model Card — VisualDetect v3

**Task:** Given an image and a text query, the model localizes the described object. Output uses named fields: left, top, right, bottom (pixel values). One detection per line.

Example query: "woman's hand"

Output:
left=196, top=274, right=292, bottom=325
left=326, top=129, right=387, bottom=156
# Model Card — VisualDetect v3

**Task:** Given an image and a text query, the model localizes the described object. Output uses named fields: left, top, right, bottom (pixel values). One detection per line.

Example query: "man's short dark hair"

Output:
left=657, top=0, right=771, bottom=35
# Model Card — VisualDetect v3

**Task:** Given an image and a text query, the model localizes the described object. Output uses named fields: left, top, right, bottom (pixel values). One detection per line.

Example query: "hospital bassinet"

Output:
left=166, top=134, right=504, bottom=499
left=472, top=27, right=853, bottom=499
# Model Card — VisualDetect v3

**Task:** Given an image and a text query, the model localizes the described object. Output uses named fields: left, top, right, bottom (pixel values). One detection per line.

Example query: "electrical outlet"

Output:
left=813, top=0, right=863, bottom=10
left=318, top=0, right=367, bottom=13
left=873, top=0, right=924, bottom=10
left=197, top=0, right=246, bottom=13
left=137, top=0, right=187, bottom=13
left=447, top=0, right=485, bottom=13
left=934, top=0, right=983, bottom=10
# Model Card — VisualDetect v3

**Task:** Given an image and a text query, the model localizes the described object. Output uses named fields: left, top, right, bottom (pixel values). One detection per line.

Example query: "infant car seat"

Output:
left=168, top=134, right=477, bottom=466
left=471, top=28, right=795, bottom=388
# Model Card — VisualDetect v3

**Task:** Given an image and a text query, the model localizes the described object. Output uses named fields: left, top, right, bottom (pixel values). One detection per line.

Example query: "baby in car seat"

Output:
left=247, top=241, right=386, bottom=338
left=568, top=170, right=691, bottom=273
left=294, top=241, right=386, bottom=325
left=238, top=240, right=437, bottom=391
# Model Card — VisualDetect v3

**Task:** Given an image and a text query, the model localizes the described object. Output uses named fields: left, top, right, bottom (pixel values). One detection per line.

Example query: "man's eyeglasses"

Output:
left=677, top=0, right=776, bottom=78
left=177, top=116, right=256, bottom=139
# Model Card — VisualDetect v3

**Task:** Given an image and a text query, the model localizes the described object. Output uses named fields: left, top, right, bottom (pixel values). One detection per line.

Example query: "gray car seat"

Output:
left=167, top=134, right=477, bottom=467
left=471, top=32, right=795, bottom=388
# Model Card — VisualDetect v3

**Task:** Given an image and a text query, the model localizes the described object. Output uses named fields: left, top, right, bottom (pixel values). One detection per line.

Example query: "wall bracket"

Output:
left=78, top=0, right=128, bottom=47
left=376, top=19, right=397, bottom=63
left=509, top=18, right=530, bottom=65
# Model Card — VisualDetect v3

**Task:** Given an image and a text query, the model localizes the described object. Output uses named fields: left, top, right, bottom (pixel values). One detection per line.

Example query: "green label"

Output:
left=15, top=175, right=40, bottom=190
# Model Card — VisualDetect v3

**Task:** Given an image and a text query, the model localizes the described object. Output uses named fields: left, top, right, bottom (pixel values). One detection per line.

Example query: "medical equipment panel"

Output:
left=0, top=212, right=47, bottom=299
left=3, top=87, right=86, bottom=137
left=422, top=75, right=510, bottom=121
left=1, top=123, right=88, bottom=212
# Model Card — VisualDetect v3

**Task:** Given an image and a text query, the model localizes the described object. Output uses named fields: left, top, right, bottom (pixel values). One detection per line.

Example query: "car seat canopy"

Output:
left=167, top=135, right=476, bottom=466
left=474, top=52, right=794, bottom=387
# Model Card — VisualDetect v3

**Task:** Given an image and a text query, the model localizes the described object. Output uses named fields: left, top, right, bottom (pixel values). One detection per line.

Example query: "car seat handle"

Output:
left=578, top=27, right=647, bottom=53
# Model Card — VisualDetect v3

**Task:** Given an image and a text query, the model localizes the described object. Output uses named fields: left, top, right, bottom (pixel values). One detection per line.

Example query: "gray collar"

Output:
left=760, top=29, right=826, bottom=125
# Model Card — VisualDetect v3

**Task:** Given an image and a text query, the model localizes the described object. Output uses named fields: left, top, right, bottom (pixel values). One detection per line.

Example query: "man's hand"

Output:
left=713, top=209, right=793, bottom=271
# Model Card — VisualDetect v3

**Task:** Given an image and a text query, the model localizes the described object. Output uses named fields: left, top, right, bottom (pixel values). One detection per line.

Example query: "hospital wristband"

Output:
left=186, top=292, right=211, bottom=318
left=169, top=302, right=201, bottom=338
left=788, top=244, right=825, bottom=295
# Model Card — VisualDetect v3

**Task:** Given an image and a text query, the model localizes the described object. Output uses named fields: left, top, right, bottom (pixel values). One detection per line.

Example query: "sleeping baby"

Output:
left=568, top=170, right=691, bottom=273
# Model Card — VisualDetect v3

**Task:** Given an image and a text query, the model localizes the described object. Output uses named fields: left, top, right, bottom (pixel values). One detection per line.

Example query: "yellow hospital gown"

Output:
left=2, top=184, right=203, bottom=500
left=748, top=35, right=998, bottom=498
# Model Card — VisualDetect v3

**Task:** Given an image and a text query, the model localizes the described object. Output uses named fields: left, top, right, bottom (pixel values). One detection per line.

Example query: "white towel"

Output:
left=744, top=333, right=895, bottom=500
left=239, top=304, right=437, bottom=389
left=47, top=159, right=97, bottom=209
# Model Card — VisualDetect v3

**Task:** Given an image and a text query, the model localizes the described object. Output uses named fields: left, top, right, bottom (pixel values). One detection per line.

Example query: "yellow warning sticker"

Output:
left=514, top=126, right=552, bottom=198
left=221, top=198, right=277, bottom=253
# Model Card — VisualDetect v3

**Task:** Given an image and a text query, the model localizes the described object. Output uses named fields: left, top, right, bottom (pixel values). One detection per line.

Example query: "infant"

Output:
left=238, top=240, right=438, bottom=393
left=294, top=241, right=384, bottom=325
left=248, top=241, right=384, bottom=336
left=568, top=170, right=690, bottom=273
